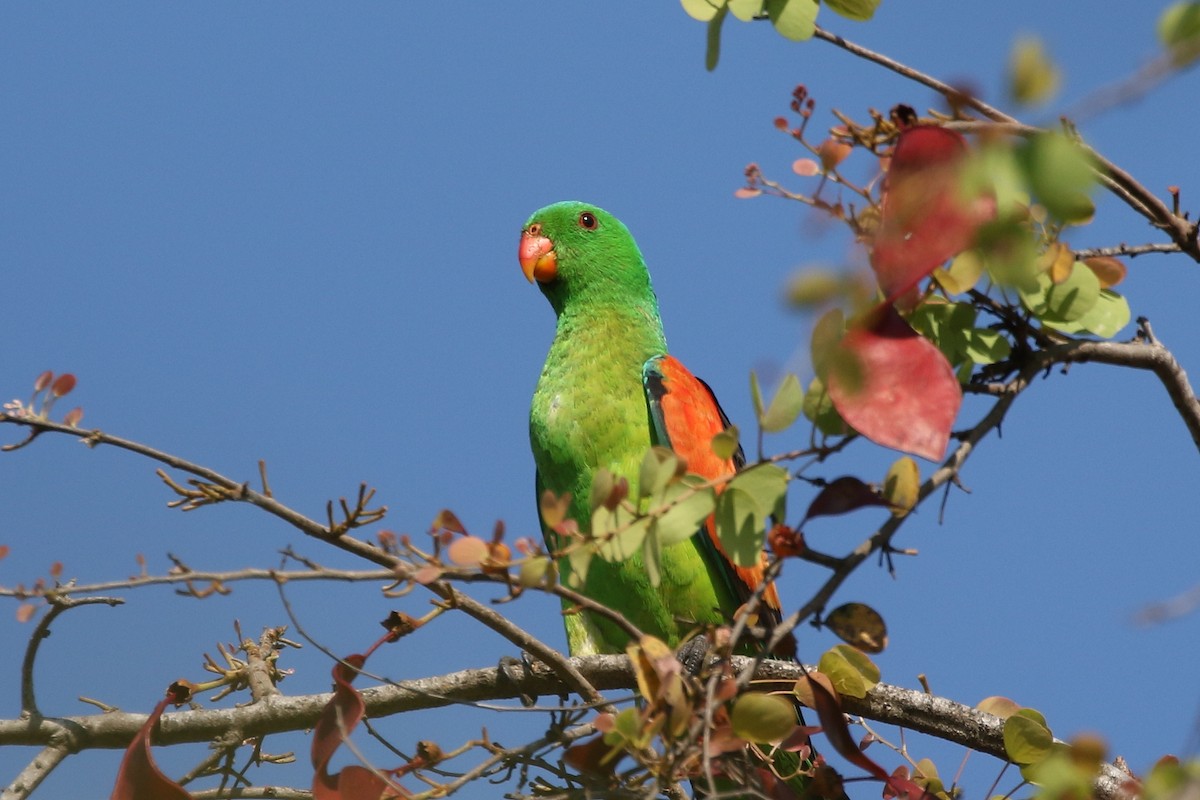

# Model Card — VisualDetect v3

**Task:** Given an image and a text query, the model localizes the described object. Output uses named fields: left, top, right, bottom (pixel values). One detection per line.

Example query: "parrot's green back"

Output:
left=524, top=201, right=741, bottom=656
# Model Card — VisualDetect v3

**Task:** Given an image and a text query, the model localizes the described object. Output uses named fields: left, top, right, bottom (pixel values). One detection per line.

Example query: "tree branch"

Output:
left=0, top=657, right=1135, bottom=800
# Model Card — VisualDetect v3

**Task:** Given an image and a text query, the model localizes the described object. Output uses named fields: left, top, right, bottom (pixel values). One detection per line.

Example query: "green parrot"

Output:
left=519, top=200, right=781, bottom=656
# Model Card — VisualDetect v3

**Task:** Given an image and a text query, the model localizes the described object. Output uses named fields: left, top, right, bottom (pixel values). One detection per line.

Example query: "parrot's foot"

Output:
left=497, top=653, right=538, bottom=707
left=677, top=634, right=713, bottom=676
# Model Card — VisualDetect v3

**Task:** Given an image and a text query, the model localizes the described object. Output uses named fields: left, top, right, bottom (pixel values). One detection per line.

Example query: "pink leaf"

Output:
left=827, top=307, right=961, bottom=461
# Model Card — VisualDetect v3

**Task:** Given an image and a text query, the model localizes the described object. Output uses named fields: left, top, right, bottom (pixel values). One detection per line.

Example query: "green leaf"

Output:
left=974, top=217, right=1041, bottom=290
left=761, top=373, right=804, bottom=433
left=639, top=446, right=678, bottom=502
left=1019, top=132, right=1097, bottom=224
left=711, top=425, right=740, bottom=461
left=681, top=0, right=723, bottom=21
left=824, top=0, right=879, bottom=21
left=717, top=465, right=789, bottom=566
left=1019, top=261, right=1101, bottom=325
left=810, top=306, right=846, bottom=381
left=908, top=300, right=976, bottom=365
left=749, top=370, right=765, bottom=421
left=715, top=487, right=762, bottom=567
left=1158, top=2, right=1200, bottom=64
left=592, top=506, right=649, bottom=564
left=1042, top=289, right=1131, bottom=338
left=964, top=328, right=1012, bottom=364
left=731, top=693, right=797, bottom=743
left=728, top=464, right=789, bottom=521
left=932, top=250, right=985, bottom=295
left=590, top=467, right=615, bottom=513
left=802, top=377, right=849, bottom=436
left=1007, top=35, right=1060, bottom=105
left=786, top=267, right=844, bottom=308
left=1003, top=709, right=1053, bottom=765
left=706, top=4, right=729, bottom=71
left=565, top=544, right=593, bottom=589
left=818, top=644, right=881, bottom=698
left=766, top=0, right=817, bottom=41
left=727, top=0, right=761, bottom=21
left=653, top=477, right=716, bottom=547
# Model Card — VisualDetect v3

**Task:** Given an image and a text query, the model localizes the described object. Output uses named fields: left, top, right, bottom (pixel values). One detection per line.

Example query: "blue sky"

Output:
left=3, top=2, right=1198, bottom=797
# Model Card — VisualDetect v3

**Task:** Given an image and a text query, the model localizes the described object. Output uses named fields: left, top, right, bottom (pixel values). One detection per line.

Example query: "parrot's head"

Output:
left=519, top=201, right=656, bottom=313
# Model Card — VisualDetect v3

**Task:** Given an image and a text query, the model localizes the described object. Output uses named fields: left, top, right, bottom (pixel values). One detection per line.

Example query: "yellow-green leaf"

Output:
left=1019, top=132, right=1097, bottom=224
left=639, top=446, right=678, bottom=502
left=711, top=425, right=740, bottom=461
left=818, top=644, right=880, bottom=698
left=786, top=267, right=844, bottom=308
left=824, top=0, right=879, bottom=21
left=681, top=0, right=723, bottom=21
left=766, top=0, right=818, bottom=40
left=1158, top=2, right=1200, bottom=64
left=933, top=250, right=985, bottom=295
left=727, top=0, right=761, bottom=21
left=1007, top=35, right=1060, bottom=105
left=731, top=692, right=797, bottom=743
left=653, top=477, right=716, bottom=547
left=802, top=377, right=849, bottom=436
left=882, top=456, right=919, bottom=517
left=1004, top=709, right=1053, bottom=765
left=761, top=373, right=804, bottom=433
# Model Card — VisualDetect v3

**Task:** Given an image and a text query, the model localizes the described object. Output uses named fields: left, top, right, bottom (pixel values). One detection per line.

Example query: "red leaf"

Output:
left=312, top=632, right=407, bottom=800
left=827, top=307, right=961, bottom=461
left=563, top=734, right=623, bottom=777
left=803, top=676, right=890, bottom=783
left=34, top=371, right=54, bottom=393
left=802, top=476, right=889, bottom=523
left=51, top=373, right=77, bottom=398
left=110, top=685, right=192, bottom=800
left=871, top=126, right=990, bottom=304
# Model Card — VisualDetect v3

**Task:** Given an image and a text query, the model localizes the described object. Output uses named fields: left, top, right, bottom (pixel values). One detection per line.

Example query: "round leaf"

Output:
left=731, top=693, right=797, bottom=743
left=825, top=603, right=889, bottom=653
left=1004, top=709, right=1054, bottom=765
left=818, top=644, right=881, bottom=698
left=766, top=0, right=818, bottom=41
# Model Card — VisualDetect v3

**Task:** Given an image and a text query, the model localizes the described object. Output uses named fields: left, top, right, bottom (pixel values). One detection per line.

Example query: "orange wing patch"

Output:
left=650, top=355, right=781, bottom=616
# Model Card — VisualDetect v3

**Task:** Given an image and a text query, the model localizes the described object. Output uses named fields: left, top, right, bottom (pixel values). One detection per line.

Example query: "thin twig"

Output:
left=20, top=595, right=123, bottom=718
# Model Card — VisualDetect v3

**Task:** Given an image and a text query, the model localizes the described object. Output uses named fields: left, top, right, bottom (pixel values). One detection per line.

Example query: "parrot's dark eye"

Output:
left=578, top=212, right=598, bottom=230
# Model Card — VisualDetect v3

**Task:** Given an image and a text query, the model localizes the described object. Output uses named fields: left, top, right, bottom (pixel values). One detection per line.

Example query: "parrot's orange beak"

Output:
left=519, top=225, right=557, bottom=283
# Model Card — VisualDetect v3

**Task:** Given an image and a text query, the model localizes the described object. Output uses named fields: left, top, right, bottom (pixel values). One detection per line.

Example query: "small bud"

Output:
left=34, top=371, right=54, bottom=393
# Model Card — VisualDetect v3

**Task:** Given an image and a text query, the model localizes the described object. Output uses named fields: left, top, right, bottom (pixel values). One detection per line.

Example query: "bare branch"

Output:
left=2, top=744, right=72, bottom=800
left=20, top=595, right=123, bottom=718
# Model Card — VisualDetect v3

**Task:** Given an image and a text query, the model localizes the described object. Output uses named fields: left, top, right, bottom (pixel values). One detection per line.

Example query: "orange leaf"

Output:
left=1083, top=256, right=1127, bottom=288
